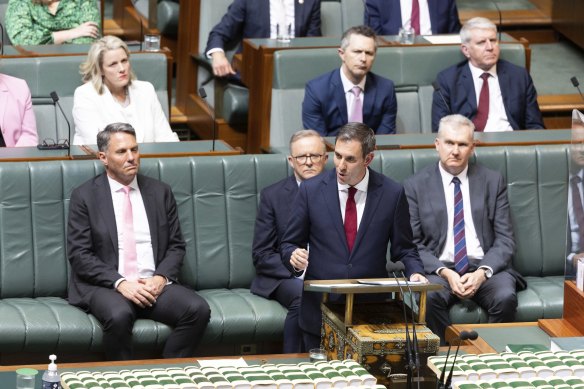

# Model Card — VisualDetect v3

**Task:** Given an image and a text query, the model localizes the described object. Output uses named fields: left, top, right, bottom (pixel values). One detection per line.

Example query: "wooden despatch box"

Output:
left=321, top=301, right=440, bottom=386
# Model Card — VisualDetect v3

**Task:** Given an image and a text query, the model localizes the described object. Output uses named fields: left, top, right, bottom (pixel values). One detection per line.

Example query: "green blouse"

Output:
left=6, top=0, right=101, bottom=45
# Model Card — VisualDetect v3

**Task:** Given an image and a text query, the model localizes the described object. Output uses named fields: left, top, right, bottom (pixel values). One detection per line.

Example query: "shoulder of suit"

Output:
left=368, top=71, right=395, bottom=87
left=0, top=73, right=27, bottom=88
left=261, top=176, right=295, bottom=195
left=130, top=79, right=155, bottom=92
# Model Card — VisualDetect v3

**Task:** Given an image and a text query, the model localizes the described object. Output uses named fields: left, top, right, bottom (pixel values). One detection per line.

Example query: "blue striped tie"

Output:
left=453, top=177, right=469, bottom=275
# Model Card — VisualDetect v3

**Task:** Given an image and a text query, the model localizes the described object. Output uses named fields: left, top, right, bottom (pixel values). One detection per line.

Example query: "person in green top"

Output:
left=6, top=0, right=101, bottom=45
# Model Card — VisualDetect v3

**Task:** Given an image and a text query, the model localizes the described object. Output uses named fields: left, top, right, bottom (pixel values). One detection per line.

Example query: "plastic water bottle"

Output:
left=42, top=354, right=61, bottom=389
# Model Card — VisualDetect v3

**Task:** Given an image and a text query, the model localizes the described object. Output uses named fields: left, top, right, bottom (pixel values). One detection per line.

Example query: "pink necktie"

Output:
left=122, top=186, right=138, bottom=281
left=349, top=86, right=363, bottom=123
left=411, top=0, right=420, bottom=35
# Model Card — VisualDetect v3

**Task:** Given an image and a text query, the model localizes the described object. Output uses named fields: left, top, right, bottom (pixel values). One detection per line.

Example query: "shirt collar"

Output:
left=107, top=175, right=139, bottom=193
left=339, top=68, right=366, bottom=93
left=468, top=61, right=498, bottom=80
left=438, top=163, right=469, bottom=185
left=337, top=168, right=369, bottom=193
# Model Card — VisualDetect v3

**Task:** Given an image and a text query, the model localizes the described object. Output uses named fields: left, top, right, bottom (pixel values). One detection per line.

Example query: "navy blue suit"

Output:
left=302, top=69, right=397, bottom=136
left=432, top=59, right=544, bottom=132
left=281, top=168, right=424, bottom=347
left=365, top=0, right=461, bottom=35
left=205, top=0, right=322, bottom=53
left=251, top=176, right=303, bottom=353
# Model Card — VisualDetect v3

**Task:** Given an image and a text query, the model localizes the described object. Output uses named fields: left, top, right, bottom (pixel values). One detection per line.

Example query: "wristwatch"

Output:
left=481, top=267, right=493, bottom=279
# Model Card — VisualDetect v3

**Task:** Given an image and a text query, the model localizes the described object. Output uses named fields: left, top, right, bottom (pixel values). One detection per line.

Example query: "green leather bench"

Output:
left=0, top=144, right=566, bottom=361
left=0, top=52, right=169, bottom=143
left=269, top=42, right=527, bottom=150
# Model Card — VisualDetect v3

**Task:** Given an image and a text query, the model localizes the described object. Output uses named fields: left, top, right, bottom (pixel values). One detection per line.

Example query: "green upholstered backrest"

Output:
left=321, top=0, right=343, bottom=37
left=270, top=43, right=526, bottom=148
left=0, top=144, right=566, bottom=299
left=340, top=0, right=364, bottom=32
left=0, top=53, right=169, bottom=142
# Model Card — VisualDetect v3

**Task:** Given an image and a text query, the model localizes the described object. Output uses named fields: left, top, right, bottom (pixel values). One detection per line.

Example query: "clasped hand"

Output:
left=116, top=275, right=167, bottom=308
left=442, top=268, right=486, bottom=299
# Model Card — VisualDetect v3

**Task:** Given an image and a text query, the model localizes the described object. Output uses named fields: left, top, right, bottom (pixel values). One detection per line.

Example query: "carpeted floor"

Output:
left=531, top=40, right=584, bottom=95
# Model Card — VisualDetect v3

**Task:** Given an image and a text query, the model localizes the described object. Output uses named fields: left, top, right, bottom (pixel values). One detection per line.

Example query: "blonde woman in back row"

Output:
left=72, top=35, right=178, bottom=145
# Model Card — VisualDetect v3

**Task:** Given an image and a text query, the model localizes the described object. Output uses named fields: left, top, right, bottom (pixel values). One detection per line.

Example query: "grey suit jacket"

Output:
left=403, top=162, right=515, bottom=276
left=67, top=172, right=186, bottom=310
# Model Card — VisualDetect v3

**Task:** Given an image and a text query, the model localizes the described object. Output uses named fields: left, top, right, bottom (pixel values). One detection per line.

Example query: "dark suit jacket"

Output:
left=431, top=59, right=544, bottom=132
left=251, top=176, right=298, bottom=298
left=302, top=69, right=397, bottom=136
left=281, top=168, right=424, bottom=335
left=365, top=0, right=461, bottom=35
left=67, top=173, right=186, bottom=310
left=403, top=163, right=517, bottom=278
left=205, top=0, right=321, bottom=53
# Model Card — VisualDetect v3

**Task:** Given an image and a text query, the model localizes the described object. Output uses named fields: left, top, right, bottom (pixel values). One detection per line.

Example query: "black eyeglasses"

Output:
left=38, top=138, right=70, bottom=150
left=292, top=154, right=325, bottom=164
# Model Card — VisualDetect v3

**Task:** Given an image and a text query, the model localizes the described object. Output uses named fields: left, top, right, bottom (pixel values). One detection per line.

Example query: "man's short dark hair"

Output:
left=335, top=122, right=376, bottom=157
left=97, top=122, right=137, bottom=152
left=340, top=25, right=378, bottom=50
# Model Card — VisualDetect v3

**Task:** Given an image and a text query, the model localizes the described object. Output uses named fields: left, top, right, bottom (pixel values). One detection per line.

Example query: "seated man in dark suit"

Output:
left=431, top=17, right=544, bottom=133
left=281, top=122, right=427, bottom=350
left=302, top=25, right=397, bottom=136
left=404, top=114, right=521, bottom=344
left=67, top=123, right=211, bottom=361
left=252, top=129, right=328, bottom=353
left=365, top=0, right=461, bottom=35
left=206, top=0, right=322, bottom=77
left=567, top=110, right=584, bottom=278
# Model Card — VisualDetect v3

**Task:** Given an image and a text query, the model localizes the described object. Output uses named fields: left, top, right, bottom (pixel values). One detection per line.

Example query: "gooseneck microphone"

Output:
left=50, top=91, right=71, bottom=156
left=432, top=82, right=451, bottom=115
left=571, top=77, right=584, bottom=102
left=491, top=0, right=503, bottom=42
left=392, top=264, right=415, bottom=389
left=400, top=270, right=421, bottom=379
left=0, top=23, right=4, bottom=56
left=443, top=330, right=479, bottom=389
left=198, top=87, right=217, bottom=152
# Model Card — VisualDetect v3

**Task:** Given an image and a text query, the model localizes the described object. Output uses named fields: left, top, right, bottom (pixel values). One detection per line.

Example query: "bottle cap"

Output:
left=48, top=354, right=57, bottom=371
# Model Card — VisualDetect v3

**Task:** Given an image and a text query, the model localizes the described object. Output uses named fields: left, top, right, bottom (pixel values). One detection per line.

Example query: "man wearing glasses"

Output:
left=251, top=129, right=328, bottom=353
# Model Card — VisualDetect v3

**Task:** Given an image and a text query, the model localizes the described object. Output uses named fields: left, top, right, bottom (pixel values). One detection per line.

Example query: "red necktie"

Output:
left=411, top=0, right=420, bottom=35
left=473, top=73, right=490, bottom=132
left=344, top=187, right=357, bottom=252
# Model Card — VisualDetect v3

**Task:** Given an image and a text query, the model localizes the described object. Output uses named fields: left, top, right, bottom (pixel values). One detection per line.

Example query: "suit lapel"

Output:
left=352, top=168, right=382, bottom=256
left=138, top=175, right=159, bottom=263
left=0, top=77, right=9, bottom=136
left=332, top=70, right=349, bottom=124
left=468, top=165, right=485, bottom=248
left=95, top=174, right=119, bottom=260
left=284, top=176, right=298, bottom=207
left=322, top=170, right=348, bottom=254
left=430, top=164, right=448, bottom=244
left=459, top=64, right=477, bottom=113
left=362, top=74, right=375, bottom=123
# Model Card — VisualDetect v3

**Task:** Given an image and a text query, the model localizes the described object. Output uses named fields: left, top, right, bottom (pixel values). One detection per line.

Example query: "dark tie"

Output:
left=411, top=0, right=420, bottom=35
left=571, top=176, right=584, bottom=251
left=344, top=187, right=357, bottom=253
left=453, top=177, right=469, bottom=275
left=473, top=73, right=490, bottom=132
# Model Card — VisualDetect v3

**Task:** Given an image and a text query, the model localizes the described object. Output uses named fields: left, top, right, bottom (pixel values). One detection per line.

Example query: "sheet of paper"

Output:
left=356, top=279, right=426, bottom=286
left=424, top=35, right=461, bottom=45
left=197, top=357, right=248, bottom=368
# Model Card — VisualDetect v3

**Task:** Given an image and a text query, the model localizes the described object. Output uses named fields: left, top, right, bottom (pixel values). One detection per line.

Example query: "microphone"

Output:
left=432, top=82, right=451, bottom=115
left=139, top=15, right=144, bottom=51
left=400, top=270, right=421, bottom=383
left=491, top=1, right=502, bottom=42
left=49, top=91, right=71, bottom=155
left=0, top=23, right=4, bottom=56
left=198, top=87, right=217, bottom=152
left=572, top=77, right=584, bottom=102
left=443, top=330, right=478, bottom=389
left=392, top=263, right=415, bottom=389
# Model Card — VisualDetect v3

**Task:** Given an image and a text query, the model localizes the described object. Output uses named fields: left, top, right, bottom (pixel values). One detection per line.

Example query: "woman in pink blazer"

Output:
left=0, top=74, right=39, bottom=147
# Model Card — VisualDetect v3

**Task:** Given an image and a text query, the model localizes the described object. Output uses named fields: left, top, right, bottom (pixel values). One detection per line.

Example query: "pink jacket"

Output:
left=0, top=74, right=38, bottom=147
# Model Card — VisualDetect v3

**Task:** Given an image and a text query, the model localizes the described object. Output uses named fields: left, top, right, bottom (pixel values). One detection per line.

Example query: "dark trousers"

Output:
left=426, top=271, right=517, bottom=345
left=89, top=283, right=211, bottom=361
left=272, top=278, right=303, bottom=353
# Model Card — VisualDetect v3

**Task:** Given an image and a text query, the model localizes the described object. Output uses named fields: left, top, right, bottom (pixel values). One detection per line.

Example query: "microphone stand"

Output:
left=393, top=271, right=415, bottom=389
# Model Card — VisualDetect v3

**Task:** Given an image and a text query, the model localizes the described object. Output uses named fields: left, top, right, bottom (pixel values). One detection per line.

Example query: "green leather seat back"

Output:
left=0, top=53, right=169, bottom=143
left=321, top=0, right=343, bottom=37
left=340, top=0, right=364, bottom=32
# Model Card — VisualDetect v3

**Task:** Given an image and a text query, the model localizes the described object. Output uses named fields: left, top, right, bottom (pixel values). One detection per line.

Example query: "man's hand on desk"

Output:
left=410, top=273, right=428, bottom=283
left=290, top=248, right=309, bottom=272
left=211, top=52, right=236, bottom=77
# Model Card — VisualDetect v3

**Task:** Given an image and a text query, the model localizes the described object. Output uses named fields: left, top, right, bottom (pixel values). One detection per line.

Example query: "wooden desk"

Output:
left=540, top=280, right=584, bottom=338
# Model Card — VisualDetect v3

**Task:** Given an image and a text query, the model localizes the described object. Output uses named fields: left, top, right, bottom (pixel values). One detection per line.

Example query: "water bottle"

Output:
left=42, top=354, right=61, bottom=389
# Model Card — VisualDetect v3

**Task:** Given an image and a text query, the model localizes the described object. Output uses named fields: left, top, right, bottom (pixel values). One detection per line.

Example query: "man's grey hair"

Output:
left=289, top=129, right=327, bottom=155
left=340, top=25, right=378, bottom=51
left=97, top=122, right=137, bottom=152
left=437, top=114, right=476, bottom=138
left=460, top=17, right=497, bottom=44
left=336, top=122, right=376, bottom=157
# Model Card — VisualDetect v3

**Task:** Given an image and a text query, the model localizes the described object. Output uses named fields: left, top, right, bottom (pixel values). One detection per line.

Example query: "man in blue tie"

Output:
left=403, top=114, right=522, bottom=344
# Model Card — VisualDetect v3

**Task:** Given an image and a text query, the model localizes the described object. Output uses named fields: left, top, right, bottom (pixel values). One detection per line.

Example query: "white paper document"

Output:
left=423, top=35, right=461, bottom=45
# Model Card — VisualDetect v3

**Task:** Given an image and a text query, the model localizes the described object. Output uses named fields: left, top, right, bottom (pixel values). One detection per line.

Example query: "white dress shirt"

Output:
left=400, top=0, right=432, bottom=35
left=337, top=168, right=369, bottom=229
left=568, top=170, right=584, bottom=258
left=108, top=176, right=155, bottom=286
left=340, top=68, right=367, bottom=121
left=437, top=164, right=485, bottom=265
left=468, top=62, right=513, bottom=132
